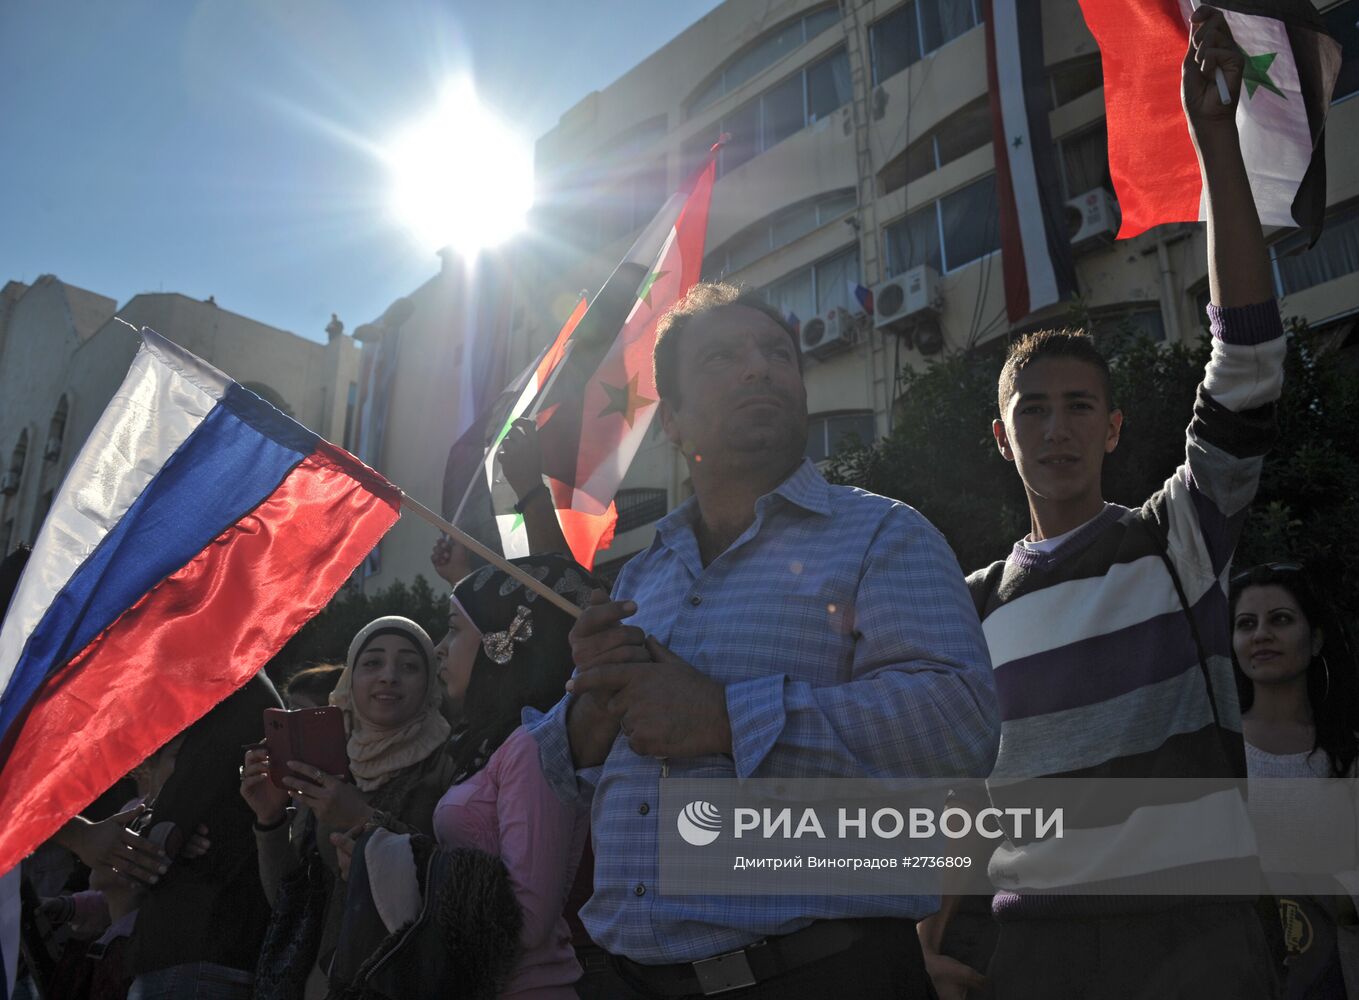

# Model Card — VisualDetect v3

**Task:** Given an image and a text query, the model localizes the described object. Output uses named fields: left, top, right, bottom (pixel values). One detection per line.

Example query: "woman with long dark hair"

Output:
left=1231, top=563, right=1359, bottom=999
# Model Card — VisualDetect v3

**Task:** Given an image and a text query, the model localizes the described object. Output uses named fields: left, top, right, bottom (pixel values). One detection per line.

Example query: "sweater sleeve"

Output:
left=1153, top=300, right=1285, bottom=581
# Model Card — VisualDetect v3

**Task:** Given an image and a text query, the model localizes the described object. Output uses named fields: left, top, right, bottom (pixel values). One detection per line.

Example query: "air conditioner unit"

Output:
left=1065, top=188, right=1119, bottom=250
left=799, top=307, right=856, bottom=359
left=0, top=472, right=18, bottom=496
left=873, top=266, right=942, bottom=336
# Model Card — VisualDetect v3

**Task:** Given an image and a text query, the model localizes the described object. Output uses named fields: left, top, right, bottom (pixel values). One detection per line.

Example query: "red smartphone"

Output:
left=261, top=706, right=349, bottom=789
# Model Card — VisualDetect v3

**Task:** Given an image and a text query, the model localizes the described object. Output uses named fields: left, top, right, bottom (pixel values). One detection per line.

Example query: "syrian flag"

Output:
left=985, top=0, right=1079, bottom=323
left=517, top=152, right=716, bottom=566
left=1076, top=0, right=1342, bottom=240
left=444, top=294, right=616, bottom=568
left=448, top=148, right=718, bottom=570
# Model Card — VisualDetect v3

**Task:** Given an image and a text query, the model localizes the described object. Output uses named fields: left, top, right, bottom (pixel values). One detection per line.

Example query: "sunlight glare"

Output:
left=385, top=81, right=534, bottom=257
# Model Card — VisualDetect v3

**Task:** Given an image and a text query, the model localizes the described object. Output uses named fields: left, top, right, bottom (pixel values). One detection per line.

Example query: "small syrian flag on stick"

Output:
left=1076, top=0, right=1342, bottom=241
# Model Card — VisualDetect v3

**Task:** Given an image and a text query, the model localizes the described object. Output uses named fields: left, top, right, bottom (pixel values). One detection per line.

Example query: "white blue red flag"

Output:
left=0, top=328, right=401, bottom=877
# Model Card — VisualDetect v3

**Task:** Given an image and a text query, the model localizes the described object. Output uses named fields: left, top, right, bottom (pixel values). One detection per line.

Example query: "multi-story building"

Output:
left=0, top=275, right=361, bottom=556
left=311, top=0, right=1359, bottom=589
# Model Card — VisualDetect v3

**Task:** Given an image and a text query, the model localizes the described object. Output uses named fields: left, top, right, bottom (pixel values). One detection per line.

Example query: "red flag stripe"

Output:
left=1077, top=0, right=1202, bottom=238
left=0, top=452, right=399, bottom=874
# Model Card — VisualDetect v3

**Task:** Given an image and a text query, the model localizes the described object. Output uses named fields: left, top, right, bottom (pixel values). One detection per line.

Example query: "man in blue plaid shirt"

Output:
left=528, top=282, right=998, bottom=998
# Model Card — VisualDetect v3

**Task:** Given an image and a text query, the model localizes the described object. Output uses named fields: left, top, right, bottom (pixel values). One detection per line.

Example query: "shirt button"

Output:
left=689, top=594, right=702, bottom=606
left=634, top=883, right=646, bottom=897
left=639, top=802, right=650, bottom=815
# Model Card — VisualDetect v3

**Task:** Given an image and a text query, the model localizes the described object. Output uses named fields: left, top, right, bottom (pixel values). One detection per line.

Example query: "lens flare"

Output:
left=384, top=80, right=534, bottom=257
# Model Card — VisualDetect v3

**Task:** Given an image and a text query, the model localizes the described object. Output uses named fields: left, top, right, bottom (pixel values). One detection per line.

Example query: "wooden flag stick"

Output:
left=399, top=492, right=582, bottom=619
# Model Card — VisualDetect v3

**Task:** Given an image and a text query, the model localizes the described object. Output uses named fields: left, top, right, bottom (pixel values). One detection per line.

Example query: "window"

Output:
left=44, top=396, right=69, bottom=462
left=614, top=488, right=668, bottom=534
left=884, top=173, right=999, bottom=276
left=1057, top=120, right=1110, bottom=200
left=705, top=190, right=856, bottom=276
left=1325, top=0, right=1359, bottom=102
left=762, top=246, right=862, bottom=323
left=1091, top=305, right=1166, bottom=351
left=807, top=411, right=876, bottom=461
left=1271, top=202, right=1359, bottom=295
left=880, top=97, right=991, bottom=193
left=691, top=48, right=853, bottom=178
left=343, top=381, right=358, bottom=451
left=805, top=49, right=852, bottom=122
left=1048, top=55, right=1103, bottom=108
left=598, top=157, right=669, bottom=244
left=869, top=0, right=984, bottom=85
left=884, top=204, right=943, bottom=274
left=688, top=7, right=840, bottom=115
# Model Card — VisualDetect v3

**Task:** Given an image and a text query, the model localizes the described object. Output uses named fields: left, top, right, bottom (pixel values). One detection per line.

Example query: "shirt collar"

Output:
left=653, top=457, right=832, bottom=549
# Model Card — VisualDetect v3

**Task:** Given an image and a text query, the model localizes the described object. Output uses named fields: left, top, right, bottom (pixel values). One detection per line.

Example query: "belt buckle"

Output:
left=692, top=948, right=758, bottom=995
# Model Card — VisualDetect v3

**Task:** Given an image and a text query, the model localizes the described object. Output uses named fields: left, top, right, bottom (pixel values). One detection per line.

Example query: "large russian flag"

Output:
left=0, top=328, right=401, bottom=876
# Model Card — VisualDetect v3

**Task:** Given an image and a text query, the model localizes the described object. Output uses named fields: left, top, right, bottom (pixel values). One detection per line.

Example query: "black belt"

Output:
left=612, top=917, right=912, bottom=997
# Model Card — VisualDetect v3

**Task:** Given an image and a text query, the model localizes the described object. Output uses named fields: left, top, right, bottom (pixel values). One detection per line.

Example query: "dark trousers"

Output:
left=609, top=918, right=938, bottom=999
left=987, top=902, right=1280, bottom=1000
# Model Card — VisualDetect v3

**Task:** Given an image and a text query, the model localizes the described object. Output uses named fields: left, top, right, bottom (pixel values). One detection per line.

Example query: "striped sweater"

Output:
left=967, top=300, right=1286, bottom=918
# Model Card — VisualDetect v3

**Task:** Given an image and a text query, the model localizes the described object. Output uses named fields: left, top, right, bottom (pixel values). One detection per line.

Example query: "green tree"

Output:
left=267, top=573, right=448, bottom=684
left=827, top=321, right=1359, bottom=616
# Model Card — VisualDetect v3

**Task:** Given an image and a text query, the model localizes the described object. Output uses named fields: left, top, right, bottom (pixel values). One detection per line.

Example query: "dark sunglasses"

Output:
left=1230, top=561, right=1304, bottom=586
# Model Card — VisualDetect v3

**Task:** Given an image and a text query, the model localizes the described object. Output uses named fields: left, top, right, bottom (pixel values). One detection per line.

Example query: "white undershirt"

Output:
left=1020, top=504, right=1112, bottom=555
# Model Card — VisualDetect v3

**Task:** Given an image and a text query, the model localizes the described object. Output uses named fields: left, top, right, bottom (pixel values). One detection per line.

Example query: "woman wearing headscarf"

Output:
left=330, top=554, right=597, bottom=1000
left=241, top=616, right=456, bottom=1000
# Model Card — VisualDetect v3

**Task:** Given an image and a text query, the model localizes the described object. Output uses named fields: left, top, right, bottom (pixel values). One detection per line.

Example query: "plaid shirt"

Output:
left=527, top=459, right=997, bottom=963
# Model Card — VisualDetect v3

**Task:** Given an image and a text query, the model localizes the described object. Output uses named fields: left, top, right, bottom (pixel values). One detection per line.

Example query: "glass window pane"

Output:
left=827, top=412, right=876, bottom=454
left=884, top=205, right=942, bottom=275
left=770, top=200, right=820, bottom=247
left=1049, top=56, right=1104, bottom=107
left=1324, top=0, right=1359, bottom=101
left=816, top=190, right=857, bottom=224
left=764, top=268, right=816, bottom=327
left=1092, top=307, right=1165, bottom=351
left=725, top=226, right=773, bottom=273
left=762, top=73, right=806, bottom=151
left=940, top=174, right=1000, bottom=270
left=689, top=77, right=726, bottom=115
left=804, top=6, right=841, bottom=41
left=870, top=3, right=921, bottom=85
left=935, top=97, right=993, bottom=167
left=632, top=157, right=669, bottom=230
left=1059, top=120, right=1110, bottom=200
left=726, top=21, right=803, bottom=92
left=806, top=49, right=852, bottom=122
left=1274, top=204, right=1359, bottom=295
left=721, top=101, right=761, bottom=175
left=920, top=0, right=977, bottom=53
left=815, top=247, right=860, bottom=313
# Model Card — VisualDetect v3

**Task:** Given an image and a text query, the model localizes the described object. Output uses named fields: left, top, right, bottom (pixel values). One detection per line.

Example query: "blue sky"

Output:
left=0, top=1, right=723, bottom=341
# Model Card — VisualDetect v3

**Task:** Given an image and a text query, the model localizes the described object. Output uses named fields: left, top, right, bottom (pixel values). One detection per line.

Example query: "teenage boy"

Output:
left=921, top=8, right=1288, bottom=999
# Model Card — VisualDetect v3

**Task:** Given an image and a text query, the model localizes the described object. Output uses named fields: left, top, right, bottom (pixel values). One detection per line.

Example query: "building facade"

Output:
left=0, top=275, right=361, bottom=557
left=362, top=0, right=1359, bottom=588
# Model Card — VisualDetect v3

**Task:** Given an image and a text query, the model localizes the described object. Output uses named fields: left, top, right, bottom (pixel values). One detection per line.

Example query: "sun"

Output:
left=384, top=81, right=534, bottom=257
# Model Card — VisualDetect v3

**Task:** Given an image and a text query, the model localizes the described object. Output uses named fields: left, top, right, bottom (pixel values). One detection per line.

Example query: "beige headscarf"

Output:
left=330, top=616, right=451, bottom=791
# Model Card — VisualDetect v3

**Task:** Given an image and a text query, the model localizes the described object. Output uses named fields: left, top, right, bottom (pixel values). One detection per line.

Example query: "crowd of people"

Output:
left=3, top=10, right=1357, bottom=999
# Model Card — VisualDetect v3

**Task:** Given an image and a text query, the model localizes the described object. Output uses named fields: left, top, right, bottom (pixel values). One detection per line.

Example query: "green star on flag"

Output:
left=1243, top=51, right=1286, bottom=100
left=636, top=269, right=669, bottom=307
left=598, top=373, right=655, bottom=427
